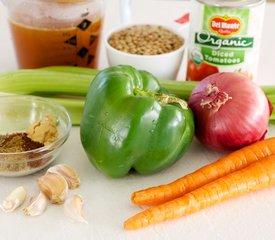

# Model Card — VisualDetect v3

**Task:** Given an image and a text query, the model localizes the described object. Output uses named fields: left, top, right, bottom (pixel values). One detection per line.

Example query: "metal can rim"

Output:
left=195, top=0, right=265, bottom=8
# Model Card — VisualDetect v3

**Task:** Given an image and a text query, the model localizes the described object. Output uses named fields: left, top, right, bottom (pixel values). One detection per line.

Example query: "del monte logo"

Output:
left=210, top=15, right=241, bottom=37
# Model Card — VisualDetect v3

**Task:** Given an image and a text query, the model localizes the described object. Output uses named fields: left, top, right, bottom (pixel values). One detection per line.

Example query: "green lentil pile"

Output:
left=108, top=25, right=184, bottom=55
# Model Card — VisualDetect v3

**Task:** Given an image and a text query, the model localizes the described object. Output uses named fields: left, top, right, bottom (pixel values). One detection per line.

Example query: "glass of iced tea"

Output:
left=6, top=0, right=104, bottom=69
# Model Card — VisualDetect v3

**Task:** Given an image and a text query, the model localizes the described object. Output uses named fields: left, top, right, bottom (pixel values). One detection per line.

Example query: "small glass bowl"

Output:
left=0, top=95, right=72, bottom=177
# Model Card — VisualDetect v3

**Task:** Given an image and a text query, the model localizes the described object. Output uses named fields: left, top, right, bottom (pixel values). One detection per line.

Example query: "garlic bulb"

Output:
left=47, top=164, right=80, bottom=189
left=64, top=195, right=88, bottom=224
left=37, top=172, right=68, bottom=204
left=23, top=192, right=48, bottom=216
left=1, top=186, right=27, bottom=213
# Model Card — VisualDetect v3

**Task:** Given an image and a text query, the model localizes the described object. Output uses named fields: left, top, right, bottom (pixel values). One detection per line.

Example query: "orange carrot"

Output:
left=125, top=155, right=275, bottom=230
left=131, top=137, right=275, bottom=206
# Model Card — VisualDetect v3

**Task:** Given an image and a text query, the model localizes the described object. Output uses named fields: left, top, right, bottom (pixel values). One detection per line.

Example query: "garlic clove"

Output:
left=47, top=164, right=80, bottom=189
left=64, top=195, right=88, bottom=224
left=23, top=192, right=48, bottom=217
left=0, top=186, right=27, bottom=213
left=37, top=172, right=68, bottom=204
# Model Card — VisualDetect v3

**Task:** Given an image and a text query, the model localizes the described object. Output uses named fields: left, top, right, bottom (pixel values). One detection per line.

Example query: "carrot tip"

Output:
left=124, top=220, right=136, bottom=230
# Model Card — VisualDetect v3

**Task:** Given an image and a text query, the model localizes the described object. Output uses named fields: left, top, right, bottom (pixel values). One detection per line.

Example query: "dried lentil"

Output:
left=108, top=25, right=184, bottom=55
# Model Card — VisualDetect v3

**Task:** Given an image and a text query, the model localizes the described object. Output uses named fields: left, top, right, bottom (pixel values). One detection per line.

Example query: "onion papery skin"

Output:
left=188, top=72, right=270, bottom=151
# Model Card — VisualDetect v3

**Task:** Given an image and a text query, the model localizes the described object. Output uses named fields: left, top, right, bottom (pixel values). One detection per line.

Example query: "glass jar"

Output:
left=6, top=0, right=104, bottom=69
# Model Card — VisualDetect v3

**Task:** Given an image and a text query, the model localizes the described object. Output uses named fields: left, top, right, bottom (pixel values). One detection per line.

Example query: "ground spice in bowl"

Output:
left=0, top=133, right=44, bottom=153
left=0, top=115, right=59, bottom=175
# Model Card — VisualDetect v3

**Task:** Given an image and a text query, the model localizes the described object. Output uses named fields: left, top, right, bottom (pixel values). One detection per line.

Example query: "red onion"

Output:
left=188, top=72, right=271, bottom=151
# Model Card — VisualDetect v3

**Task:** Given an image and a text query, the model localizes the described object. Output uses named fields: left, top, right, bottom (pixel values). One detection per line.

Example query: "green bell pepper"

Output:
left=80, top=65, right=194, bottom=177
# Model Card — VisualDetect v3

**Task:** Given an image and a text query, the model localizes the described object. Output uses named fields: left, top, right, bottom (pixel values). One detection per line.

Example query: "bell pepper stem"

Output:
left=133, top=87, right=188, bottom=109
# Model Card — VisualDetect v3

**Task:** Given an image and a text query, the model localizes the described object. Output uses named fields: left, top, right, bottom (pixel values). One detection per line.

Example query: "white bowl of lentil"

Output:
left=0, top=95, right=72, bottom=177
left=104, top=24, right=186, bottom=80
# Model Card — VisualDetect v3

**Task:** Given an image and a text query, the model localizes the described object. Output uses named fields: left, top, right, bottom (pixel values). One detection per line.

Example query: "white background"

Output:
left=1, top=1, right=275, bottom=240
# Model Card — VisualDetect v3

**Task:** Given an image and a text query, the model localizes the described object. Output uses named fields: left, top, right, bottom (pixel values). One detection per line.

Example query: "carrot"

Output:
left=131, top=137, right=275, bottom=206
left=124, top=155, right=275, bottom=230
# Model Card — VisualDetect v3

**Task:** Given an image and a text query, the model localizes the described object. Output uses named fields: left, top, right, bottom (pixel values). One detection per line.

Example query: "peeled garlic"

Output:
left=47, top=164, right=80, bottom=189
left=64, top=195, right=88, bottom=224
left=23, top=192, right=48, bottom=217
left=0, top=186, right=27, bottom=213
left=37, top=172, right=68, bottom=204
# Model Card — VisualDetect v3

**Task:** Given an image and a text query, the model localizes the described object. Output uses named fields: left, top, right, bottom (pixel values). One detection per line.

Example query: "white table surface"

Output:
left=1, top=1, right=275, bottom=240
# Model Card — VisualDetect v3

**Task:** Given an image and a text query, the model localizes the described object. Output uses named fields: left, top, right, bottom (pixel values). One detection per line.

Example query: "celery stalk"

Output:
left=160, top=80, right=197, bottom=99
left=0, top=70, right=95, bottom=96
left=1, top=67, right=275, bottom=126
left=41, top=66, right=99, bottom=75
left=41, top=66, right=198, bottom=100
left=48, top=97, right=85, bottom=125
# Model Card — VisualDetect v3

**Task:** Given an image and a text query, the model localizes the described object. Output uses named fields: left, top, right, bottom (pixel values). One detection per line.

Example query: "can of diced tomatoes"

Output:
left=186, top=0, right=265, bottom=82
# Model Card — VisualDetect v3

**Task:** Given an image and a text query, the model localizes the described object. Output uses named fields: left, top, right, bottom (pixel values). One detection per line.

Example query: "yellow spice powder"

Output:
left=27, top=115, right=59, bottom=146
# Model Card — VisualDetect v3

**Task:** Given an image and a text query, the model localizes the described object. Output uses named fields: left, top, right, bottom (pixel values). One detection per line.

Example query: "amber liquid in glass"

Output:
left=9, top=18, right=102, bottom=69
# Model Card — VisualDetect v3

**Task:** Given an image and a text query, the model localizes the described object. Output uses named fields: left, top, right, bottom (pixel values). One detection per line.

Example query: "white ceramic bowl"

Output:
left=104, top=23, right=186, bottom=80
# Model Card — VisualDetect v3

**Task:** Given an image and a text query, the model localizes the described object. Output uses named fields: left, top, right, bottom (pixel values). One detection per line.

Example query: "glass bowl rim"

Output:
left=0, top=95, right=72, bottom=161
